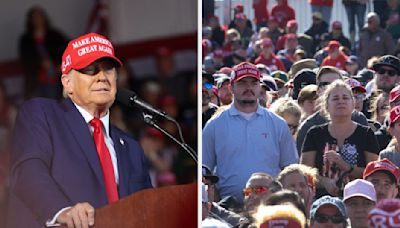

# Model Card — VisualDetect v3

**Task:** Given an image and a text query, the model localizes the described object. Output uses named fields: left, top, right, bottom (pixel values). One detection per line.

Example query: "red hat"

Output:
left=389, top=106, right=400, bottom=126
left=390, top=85, right=400, bottom=104
left=261, top=38, right=273, bottom=48
left=345, top=78, right=366, bottom=93
left=61, top=32, right=122, bottom=74
left=235, top=13, right=246, bottom=21
left=369, top=199, right=400, bottom=227
left=286, top=20, right=298, bottom=29
left=363, top=158, right=400, bottom=184
left=231, top=62, right=261, bottom=83
left=234, top=4, right=244, bottom=13
left=324, top=40, right=341, bottom=52
left=332, top=21, right=342, bottom=30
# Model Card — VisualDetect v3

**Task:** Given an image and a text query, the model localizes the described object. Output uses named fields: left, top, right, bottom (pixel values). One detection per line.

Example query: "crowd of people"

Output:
left=202, top=0, right=400, bottom=227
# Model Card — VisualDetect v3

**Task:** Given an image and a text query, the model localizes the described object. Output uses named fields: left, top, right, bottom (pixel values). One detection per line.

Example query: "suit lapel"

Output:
left=110, top=127, right=129, bottom=198
left=61, top=99, right=105, bottom=188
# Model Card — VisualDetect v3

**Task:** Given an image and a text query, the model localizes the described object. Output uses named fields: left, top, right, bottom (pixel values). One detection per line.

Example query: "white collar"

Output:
left=74, top=103, right=111, bottom=137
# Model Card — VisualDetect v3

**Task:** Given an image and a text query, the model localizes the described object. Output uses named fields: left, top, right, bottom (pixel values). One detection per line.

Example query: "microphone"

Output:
left=116, top=88, right=171, bottom=119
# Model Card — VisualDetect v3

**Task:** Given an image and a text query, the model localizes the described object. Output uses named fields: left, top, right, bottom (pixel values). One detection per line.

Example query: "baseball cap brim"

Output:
left=364, top=169, right=398, bottom=184
left=232, top=74, right=260, bottom=83
left=74, top=55, right=122, bottom=72
left=314, top=202, right=346, bottom=217
left=373, top=63, right=400, bottom=74
left=343, top=193, right=375, bottom=202
left=352, top=86, right=366, bottom=93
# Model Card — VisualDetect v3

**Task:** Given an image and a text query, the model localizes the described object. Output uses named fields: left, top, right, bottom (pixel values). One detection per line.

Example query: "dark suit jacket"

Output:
left=7, top=98, right=152, bottom=228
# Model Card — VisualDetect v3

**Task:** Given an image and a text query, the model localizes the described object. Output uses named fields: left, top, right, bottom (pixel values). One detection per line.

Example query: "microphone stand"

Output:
left=142, top=112, right=198, bottom=164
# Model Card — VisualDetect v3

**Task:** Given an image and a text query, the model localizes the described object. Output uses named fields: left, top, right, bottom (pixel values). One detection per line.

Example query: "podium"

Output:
left=62, top=183, right=197, bottom=228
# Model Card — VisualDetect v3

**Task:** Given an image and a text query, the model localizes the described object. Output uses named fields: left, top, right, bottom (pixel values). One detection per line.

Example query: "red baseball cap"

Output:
left=332, top=21, right=342, bottom=30
left=345, top=78, right=366, bottom=93
left=363, top=158, right=400, bottom=184
left=234, top=4, right=244, bottom=13
left=390, top=85, right=400, bottom=104
left=261, top=38, right=273, bottom=48
left=389, top=106, right=400, bottom=126
left=324, top=40, right=341, bottom=52
left=231, top=62, right=261, bottom=83
left=61, top=33, right=122, bottom=74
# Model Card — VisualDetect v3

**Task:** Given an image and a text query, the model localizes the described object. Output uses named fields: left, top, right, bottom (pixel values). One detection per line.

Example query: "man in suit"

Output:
left=7, top=33, right=152, bottom=228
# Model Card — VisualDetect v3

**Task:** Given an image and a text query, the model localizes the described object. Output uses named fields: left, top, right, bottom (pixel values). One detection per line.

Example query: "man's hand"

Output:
left=57, top=202, right=95, bottom=228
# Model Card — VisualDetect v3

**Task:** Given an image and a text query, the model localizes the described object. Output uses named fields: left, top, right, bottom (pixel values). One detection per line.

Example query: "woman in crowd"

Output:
left=300, top=80, right=379, bottom=198
left=370, top=91, right=390, bottom=126
left=269, top=97, right=302, bottom=138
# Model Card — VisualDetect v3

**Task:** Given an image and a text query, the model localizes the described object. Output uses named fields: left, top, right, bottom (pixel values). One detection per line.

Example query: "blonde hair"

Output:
left=269, top=97, right=302, bottom=119
left=253, top=204, right=306, bottom=228
left=369, top=91, right=389, bottom=123
left=277, top=164, right=319, bottom=191
left=319, top=79, right=354, bottom=120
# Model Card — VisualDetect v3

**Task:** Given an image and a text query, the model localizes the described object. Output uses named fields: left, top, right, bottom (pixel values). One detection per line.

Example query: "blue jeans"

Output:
left=311, top=5, right=332, bottom=24
left=344, top=4, right=366, bottom=34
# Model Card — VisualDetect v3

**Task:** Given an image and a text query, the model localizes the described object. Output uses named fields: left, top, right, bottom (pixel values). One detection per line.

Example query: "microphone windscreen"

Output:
left=116, top=88, right=135, bottom=107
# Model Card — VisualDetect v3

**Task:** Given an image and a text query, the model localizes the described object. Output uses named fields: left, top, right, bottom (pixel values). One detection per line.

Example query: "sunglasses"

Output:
left=318, top=81, right=331, bottom=88
left=377, top=68, right=397, bottom=77
left=314, top=214, right=345, bottom=224
left=243, top=186, right=268, bottom=197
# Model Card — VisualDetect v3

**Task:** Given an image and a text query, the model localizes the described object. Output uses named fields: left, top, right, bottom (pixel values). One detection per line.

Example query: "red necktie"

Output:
left=90, top=117, right=119, bottom=203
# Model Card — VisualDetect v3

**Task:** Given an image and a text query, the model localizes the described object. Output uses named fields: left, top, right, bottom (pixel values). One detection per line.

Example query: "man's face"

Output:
left=317, top=72, right=342, bottom=94
left=280, top=171, right=314, bottom=207
left=217, top=80, right=233, bottom=105
left=302, top=98, right=317, bottom=116
left=232, top=77, right=261, bottom=107
left=345, top=196, right=375, bottom=228
left=366, top=171, right=398, bottom=202
left=62, top=59, right=117, bottom=113
left=243, top=175, right=272, bottom=212
left=311, top=205, right=346, bottom=228
left=376, top=66, right=399, bottom=93
left=328, top=49, right=339, bottom=59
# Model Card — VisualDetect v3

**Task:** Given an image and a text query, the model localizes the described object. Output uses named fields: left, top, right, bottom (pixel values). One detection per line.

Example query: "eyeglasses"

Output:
left=314, top=214, right=346, bottom=224
left=379, top=105, right=390, bottom=111
left=203, top=82, right=213, bottom=89
left=346, top=201, right=375, bottom=208
left=377, top=68, right=397, bottom=77
left=318, top=81, right=331, bottom=88
left=243, top=186, right=269, bottom=196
